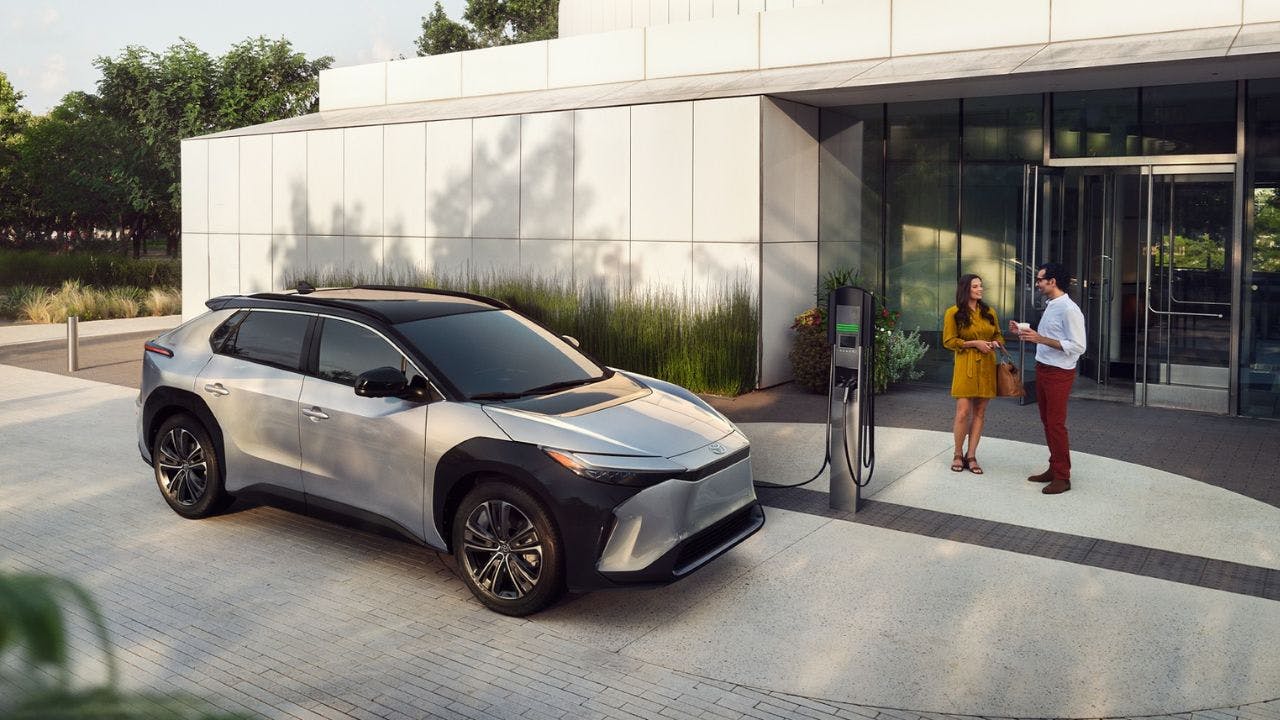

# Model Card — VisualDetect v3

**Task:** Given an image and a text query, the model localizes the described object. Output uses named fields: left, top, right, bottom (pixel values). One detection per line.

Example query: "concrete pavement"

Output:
left=2, top=360, right=1278, bottom=720
left=2, top=316, right=1278, bottom=718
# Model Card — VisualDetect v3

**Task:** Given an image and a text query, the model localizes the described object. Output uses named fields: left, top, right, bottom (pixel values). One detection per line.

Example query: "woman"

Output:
left=942, top=274, right=1004, bottom=474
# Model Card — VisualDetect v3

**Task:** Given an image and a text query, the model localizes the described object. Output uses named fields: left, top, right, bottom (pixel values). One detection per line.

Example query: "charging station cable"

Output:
left=752, top=363, right=838, bottom=489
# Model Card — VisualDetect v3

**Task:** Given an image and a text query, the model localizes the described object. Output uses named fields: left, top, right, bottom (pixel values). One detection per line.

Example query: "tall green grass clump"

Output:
left=12, top=281, right=179, bottom=323
left=289, top=270, right=760, bottom=396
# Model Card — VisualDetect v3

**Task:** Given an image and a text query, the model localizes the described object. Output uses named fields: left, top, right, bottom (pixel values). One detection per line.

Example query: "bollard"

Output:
left=67, top=316, right=79, bottom=372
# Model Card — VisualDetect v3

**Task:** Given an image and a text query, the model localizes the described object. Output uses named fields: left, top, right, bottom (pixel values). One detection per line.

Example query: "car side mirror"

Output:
left=561, top=335, right=580, bottom=349
left=354, top=366, right=409, bottom=398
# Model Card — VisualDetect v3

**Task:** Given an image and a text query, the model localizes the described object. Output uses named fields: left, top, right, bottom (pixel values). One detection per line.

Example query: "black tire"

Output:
left=152, top=413, right=230, bottom=519
left=452, top=481, right=564, bottom=616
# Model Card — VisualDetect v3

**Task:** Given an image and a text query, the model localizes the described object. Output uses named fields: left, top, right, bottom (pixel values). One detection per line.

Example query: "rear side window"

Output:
left=220, top=310, right=310, bottom=371
left=316, top=318, right=415, bottom=387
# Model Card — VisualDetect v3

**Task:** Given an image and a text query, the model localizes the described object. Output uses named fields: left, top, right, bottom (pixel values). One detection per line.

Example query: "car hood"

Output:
left=481, top=379, right=734, bottom=459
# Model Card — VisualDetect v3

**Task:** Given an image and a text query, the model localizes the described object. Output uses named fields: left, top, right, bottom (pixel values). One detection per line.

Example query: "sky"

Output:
left=0, top=1, right=469, bottom=114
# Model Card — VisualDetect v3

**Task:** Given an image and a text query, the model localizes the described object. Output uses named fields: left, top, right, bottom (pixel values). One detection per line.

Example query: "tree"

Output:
left=0, top=72, right=32, bottom=239
left=415, top=0, right=557, bottom=56
left=416, top=2, right=476, bottom=55
left=92, top=37, right=332, bottom=256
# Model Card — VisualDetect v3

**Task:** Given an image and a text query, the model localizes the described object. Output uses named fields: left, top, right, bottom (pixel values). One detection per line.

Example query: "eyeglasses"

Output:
left=1035, top=276, right=1049, bottom=283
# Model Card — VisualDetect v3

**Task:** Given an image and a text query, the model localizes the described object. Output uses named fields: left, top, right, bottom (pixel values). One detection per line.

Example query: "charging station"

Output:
left=827, top=286, right=876, bottom=512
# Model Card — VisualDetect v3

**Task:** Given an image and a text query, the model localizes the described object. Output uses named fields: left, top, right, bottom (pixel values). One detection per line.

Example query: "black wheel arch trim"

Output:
left=142, top=388, right=226, bottom=483
left=432, top=437, right=639, bottom=590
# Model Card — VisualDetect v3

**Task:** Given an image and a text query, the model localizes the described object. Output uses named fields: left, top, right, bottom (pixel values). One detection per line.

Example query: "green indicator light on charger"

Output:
left=836, top=323, right=860, bottom=333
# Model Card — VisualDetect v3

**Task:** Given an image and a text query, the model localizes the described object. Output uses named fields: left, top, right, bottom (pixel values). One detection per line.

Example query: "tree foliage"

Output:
left=416, top=0, right=557, bottom=56
left=0, top=38, right=331, bottom=257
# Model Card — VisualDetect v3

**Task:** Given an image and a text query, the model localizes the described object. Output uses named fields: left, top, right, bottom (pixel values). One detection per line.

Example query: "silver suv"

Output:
left=137, top=286, right=763, bottom=615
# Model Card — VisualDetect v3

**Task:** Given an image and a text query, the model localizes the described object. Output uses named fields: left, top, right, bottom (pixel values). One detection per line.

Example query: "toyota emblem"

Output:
left=709, top=443, right=725, bottom=455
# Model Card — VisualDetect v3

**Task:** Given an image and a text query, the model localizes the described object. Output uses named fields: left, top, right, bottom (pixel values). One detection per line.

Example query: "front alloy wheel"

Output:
left=453, top=483, right=563, bottom=616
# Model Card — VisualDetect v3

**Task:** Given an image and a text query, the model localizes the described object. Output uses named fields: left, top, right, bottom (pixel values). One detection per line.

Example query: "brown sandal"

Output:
left=966, top=456, right=984, bottom=475
left=950, top=454, right=967, bottom=472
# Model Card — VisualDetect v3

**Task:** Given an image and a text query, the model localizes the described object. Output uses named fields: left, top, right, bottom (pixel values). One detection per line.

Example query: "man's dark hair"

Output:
left=1037, top=262, right=1071, bottom=289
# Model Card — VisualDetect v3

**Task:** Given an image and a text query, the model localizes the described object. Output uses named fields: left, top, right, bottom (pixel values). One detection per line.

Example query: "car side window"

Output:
left=316, top=318, right=422, bottom=388
left=220, top=310, right=310, bottom=371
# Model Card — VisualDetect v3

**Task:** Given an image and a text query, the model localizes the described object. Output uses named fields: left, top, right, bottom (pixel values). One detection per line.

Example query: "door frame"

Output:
left=1023, top=155, right=1244, bottom=413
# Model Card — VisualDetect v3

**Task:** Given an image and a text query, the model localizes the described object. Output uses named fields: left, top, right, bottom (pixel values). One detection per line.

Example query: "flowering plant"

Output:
left=788, top=271, right=927, bottom=393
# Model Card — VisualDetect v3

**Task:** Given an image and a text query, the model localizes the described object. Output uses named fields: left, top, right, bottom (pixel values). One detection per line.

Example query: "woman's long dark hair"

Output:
left=955, top=274, right=995, bottom=329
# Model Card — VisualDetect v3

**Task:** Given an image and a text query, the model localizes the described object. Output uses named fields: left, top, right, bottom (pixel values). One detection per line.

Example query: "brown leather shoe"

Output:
left=1027, top=469, right=1053, bottom=483
left=1042, top=478, right=1071, bottom=494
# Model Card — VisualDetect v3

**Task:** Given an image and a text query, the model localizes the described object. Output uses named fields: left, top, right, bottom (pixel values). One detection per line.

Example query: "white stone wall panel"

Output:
left=693, top=242, right=758, bottom=296
left=181, top=233, right=208, bottom=320
left=762, top=98, right=818, bottom=244
left=574, top=240, right=630, bottom=291
left=424, top=237, right=473, bottom=277
left=307, top=130, right=345, bottom=236
left=693, top=97, right=760, bottom=244
left=894, top=0, right=1049, bottom=55
left=574, top=107, right=631, bottom=241
left=473, top=237, right=522, bottom=275
left=344, top=126, right=384, bottom=237
left=761, top=241, right=816, bottom=386
left=384, top=236, right=427, bottom=282
left=343, top=236, right=383, bottom=282
left=238, top=136, right=272, bottom=234
left=520, top=112, right=574, bottom=240
left=425, top=119, right=473, bottom=238
left=631, top=103, right=693, bottom=242
left=461, top=42, right=549, bottom=97
left=239, top=234, right=273, bottom=293
left=1051, top=0, right=1241, bottom=41
left=306, top=236, right=344, bottom=279
left=384, top=123, right=427, bottom=238
left=548, top=29, right=645, bottom=87
left=386, top=53, right=462, bottom=104
left=207, top=138, right=239, bottom=235
left=631, top=241, right=693, bottom=294
left=181, top=141, right=208, bottom=234
left=520, top=238, right=575, bottom=280
left=272, top=235, right=305, bottom=290
left=319, top=64, right=387, bottom=111
left=272, top=133, right=307, bottom=236
left=473, top=116, right=521, bottom=239
left=207, top=235, right=240, bottom=297
left=761, top=0, right=891, bottom=67
left=647, top=14, right=759, bottom=78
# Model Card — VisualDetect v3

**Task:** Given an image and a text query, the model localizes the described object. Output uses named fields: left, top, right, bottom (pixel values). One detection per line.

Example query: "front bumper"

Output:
left=594, top=430, right=763, bottom=584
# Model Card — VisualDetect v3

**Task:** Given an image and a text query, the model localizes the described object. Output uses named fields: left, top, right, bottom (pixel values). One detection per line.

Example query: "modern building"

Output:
left=181, top=0, right=1280, bottom=419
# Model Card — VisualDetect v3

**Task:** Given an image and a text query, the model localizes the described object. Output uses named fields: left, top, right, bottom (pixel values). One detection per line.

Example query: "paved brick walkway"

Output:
left=3, top=340, right=1279, bottom=719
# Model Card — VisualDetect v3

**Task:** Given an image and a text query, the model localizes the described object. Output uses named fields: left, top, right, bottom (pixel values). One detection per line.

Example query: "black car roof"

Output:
left=206, top=285, right=509, bottom=324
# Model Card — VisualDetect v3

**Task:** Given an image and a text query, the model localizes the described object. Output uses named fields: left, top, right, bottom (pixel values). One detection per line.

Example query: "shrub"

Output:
left=9, top=281, right=179, bottom=322
left=288, top=270, right=760, bottom=396
left=788, top=268, right=929, bottom=394
left=143, top=287, right=182, bottom=316
left=0, top=249, right=180, bottom=289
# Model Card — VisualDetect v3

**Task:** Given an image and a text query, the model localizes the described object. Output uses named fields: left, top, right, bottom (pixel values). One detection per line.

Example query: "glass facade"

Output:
left=1050, top=82, right=1236, bottom=158
left=814, top=80, right=1279, bottom=415
left=1242, top=80, right=1280, bottom=419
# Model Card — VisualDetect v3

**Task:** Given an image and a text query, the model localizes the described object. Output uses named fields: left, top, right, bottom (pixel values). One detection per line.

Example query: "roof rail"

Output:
left=353, top=285, right=510, bottom=310
left=247, top=292, right=395, bottom=324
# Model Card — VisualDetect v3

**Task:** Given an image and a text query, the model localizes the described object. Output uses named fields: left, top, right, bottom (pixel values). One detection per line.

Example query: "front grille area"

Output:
left=672, top=504, right=761, bottom=577
left=679, top=447, right=749, bottom=482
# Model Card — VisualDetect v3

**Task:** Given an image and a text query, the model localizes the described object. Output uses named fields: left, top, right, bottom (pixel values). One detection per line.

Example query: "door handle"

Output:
left=301, top=406, right=330, bottom=421
left=203, top=382, right=230, bottom=397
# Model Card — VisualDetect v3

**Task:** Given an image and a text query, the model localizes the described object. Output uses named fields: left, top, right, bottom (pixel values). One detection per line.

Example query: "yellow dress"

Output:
left=943, top=305, right=1002, bottom=399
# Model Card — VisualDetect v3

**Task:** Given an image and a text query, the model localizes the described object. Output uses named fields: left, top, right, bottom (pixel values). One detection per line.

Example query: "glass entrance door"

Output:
left=1138, top=167, right=1235, bottom=413
left=1022, top=164, right=1238, bottom=412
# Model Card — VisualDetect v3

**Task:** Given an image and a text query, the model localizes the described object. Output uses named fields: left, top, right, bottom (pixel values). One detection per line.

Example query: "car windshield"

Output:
left=395, top=310, right=607, bottom=399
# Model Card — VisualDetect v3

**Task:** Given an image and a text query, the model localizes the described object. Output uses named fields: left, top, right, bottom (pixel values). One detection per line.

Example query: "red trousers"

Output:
left=1035, top=363, right=1076, bottom=481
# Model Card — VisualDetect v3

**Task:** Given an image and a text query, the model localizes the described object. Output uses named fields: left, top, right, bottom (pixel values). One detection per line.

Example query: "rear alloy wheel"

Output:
left=152, top=413, right=229, bottom=519
left=453, top=482, right=563, bottom=616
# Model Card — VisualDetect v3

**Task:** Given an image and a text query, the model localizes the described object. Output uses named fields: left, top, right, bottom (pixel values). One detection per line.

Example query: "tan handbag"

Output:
left=996, top=346, right=1024, bottom=398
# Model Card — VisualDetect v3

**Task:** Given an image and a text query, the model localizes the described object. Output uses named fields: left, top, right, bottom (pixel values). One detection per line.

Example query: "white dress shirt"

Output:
left=1035, top=293, right=1087, bottom=370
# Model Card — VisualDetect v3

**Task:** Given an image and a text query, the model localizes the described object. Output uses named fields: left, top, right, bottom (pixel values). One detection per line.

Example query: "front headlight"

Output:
left=541, top=447, right=686, bottom=487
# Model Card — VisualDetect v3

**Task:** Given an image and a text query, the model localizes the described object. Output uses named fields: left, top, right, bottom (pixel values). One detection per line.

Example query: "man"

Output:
left=1010, top=262, right=1086, bottom=495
